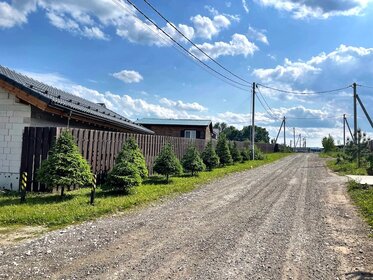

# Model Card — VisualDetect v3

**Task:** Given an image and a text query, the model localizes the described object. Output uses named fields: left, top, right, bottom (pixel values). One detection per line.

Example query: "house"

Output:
left=0, top=65, right=153, bottom=191
left=136, top=118, right=213, bottom=140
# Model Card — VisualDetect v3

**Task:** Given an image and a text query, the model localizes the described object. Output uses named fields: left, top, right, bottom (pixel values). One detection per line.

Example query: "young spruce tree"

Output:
left=216, top=134, right=233, bottom=166
left=201, top=141, right=220, bottom=171
left=37, top=130, right=94, bottom=197
left=153, top=143, right=182, bottom=183
left=241, top=148, right=250, bottom=162
left=230, top=142, right=242, bottom=163
left=106, top=137, right=147, bottom=193
left=115, top=138, right=148, bottom=178
left=181, top=145, right=205, bottom=176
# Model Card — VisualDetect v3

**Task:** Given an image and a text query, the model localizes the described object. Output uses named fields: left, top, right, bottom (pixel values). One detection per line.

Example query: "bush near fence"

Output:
left=20, top=127, right=277, bottom=192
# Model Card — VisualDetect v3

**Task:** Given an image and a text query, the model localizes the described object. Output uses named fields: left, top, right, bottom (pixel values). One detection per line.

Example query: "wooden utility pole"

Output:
left=343, top=114, right=346, bottom=147
left=293, top=127, right=296, bottom=152
left=353, top=82, right=357, bottom=144
left=251, top=82, right=255, bottom=160
left=283, top=116, right=286, bottom=146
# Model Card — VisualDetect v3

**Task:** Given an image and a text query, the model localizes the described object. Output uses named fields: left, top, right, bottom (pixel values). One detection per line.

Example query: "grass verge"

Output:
left=326, top=159, right=368, bottom=175
left=347, top=181, right=373, bottom=233
left=0, top=153, right=290, bottom=229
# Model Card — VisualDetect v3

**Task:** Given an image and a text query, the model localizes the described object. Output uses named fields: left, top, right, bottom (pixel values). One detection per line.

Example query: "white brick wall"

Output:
left=0, top=88, right=31, bottom=191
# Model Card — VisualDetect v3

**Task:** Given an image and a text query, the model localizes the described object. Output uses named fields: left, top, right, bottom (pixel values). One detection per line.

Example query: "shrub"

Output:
left=115, top=137, right=148, bottom=178
left=182, top=145, right=205, bottom=176
left=249, top=146, right=265, bottom=160
left=153, top=143, right=182, bottom=182
left=216, top=134, right=233, bottom=166
left=322, top=135, right=335, bottom=153
left=241, top=148, right=250, bottom=162
left=105, top=161, right=142, bottom=193
left=201, top=141, right=220, bottom=170
left=105, top=138, right=147, bottom=192
left=230, top=142, right=242, bottom=163
left=37, top=130, right=94, bottom=196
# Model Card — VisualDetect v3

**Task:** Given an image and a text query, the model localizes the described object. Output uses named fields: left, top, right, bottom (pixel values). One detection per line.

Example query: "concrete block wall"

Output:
left=0, top=88, right=31, bottom=191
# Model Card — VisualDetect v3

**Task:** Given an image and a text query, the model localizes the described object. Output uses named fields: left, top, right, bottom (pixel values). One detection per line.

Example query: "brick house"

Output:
left=0, top=65, right=153, bottom=191
left=136, top=118, right=214, bottom=140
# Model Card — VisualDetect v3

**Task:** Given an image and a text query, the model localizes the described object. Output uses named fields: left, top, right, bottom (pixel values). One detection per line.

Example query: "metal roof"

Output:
left=0, top=65, right=153, bottom=134
left=137, top=118, right=212, bottom=127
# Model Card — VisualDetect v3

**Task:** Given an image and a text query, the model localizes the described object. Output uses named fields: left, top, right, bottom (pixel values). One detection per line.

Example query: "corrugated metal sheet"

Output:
left=0, top=65, right=153, bottom=134
left=137, top=118, right=212, bottom=126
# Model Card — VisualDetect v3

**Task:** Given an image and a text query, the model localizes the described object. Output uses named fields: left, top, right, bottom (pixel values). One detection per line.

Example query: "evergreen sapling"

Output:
left=181, top=145, right=205, bottom=176
left=201, top=141, right=219, bottom=170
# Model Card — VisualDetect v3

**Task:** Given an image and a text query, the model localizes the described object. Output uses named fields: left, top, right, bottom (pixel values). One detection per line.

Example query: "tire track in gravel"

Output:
left=53, top=155, right=303, bottom=279
left=1, top=154, right=372, bottom=280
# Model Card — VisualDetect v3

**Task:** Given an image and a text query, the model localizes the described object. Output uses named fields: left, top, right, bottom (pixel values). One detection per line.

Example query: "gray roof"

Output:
left=0, top=65, right=153, bottom=134
left=137, top=118, right=212, bottom=127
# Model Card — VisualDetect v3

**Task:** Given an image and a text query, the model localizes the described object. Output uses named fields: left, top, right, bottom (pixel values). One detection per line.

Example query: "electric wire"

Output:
left=143, top=0, right=252, bottom=86
left=255, top=94, right=279, bottom=120
left=122, top=0, right=252, bottom=89
left=111, top=0, right=251, bottom=91
left=256, top=85, right=279, bottom=119
left=257, top=83, right=352, bottom=95
left=358, top=84, right=373, bottom=89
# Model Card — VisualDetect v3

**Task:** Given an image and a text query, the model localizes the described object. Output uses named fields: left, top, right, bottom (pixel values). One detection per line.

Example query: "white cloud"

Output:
left=18, top=70, right=206, bottom=120
left=0, top=0, right=36, bottom=28
left=253, top=45, right=373, bottom=86
left=242, top=0, right=249, bottom=13
left=159, top=98, right=207, bottom=112
left=190, top=34, right=258, bottom=60
left=255, top=0, right=372, bottom=19
left=247, top=26, right=269, bottom=45
left=190, top=14, right=231, bottom=40
left=112, top=70, right=143, bottom=84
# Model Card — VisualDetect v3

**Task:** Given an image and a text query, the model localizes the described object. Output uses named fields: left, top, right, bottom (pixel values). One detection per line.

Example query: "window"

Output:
left=184, top=130, right=196, bottom=139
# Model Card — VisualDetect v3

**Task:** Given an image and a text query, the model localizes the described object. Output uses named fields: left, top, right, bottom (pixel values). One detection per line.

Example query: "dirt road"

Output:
left=0, top=154, right=372, bottom=279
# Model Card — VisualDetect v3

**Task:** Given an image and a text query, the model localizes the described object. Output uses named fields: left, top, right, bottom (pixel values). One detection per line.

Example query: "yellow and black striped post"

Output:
left=90, top=174, right=97, bottom=205
left=20, top=172, right=27, bottom=203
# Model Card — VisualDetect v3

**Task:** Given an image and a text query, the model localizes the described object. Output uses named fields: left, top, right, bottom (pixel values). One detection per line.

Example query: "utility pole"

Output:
left=353, top=82, right=357, bottom=144
left=343, top=114, right=346, bottom=147
left=251, top=82, right=255, bottom=160
left=293, top=127, right=296, bottom=152
left=283, top=116, right=286, bottom=146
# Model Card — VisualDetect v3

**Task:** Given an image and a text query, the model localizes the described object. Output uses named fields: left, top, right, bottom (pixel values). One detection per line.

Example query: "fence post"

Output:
left=20, top=172, right=27, bottom=203
left=90, top=174, right=97, bottom=205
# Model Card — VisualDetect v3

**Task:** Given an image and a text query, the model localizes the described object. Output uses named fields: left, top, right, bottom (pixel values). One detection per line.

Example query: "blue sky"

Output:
left=1, top=0, right=373, bottom=147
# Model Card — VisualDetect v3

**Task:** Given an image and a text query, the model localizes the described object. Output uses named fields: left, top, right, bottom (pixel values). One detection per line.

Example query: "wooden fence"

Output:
left=20, top=127, right=276, bottom=192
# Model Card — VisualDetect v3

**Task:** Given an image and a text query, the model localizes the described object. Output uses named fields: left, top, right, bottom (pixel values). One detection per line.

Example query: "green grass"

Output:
left=0, top=153, right=290, bottom=229
left=319, top=151, right=340, bottom=158
left=326, top=160, right=368, bottom=175
left=347, top=181, right=373, bottom=233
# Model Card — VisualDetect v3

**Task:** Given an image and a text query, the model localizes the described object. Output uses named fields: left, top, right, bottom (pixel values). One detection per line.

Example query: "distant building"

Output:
left=0, top=65, right=153, bottom=190
left=136, top=118, right=214, bottom=140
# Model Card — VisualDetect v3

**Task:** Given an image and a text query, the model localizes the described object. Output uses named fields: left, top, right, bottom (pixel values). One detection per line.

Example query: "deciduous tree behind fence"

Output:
left=21, top=127, right=277, bottom=192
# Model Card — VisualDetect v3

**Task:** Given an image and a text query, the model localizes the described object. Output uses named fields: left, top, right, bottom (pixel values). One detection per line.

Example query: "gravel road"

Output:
left=0, top=154, right=372, bottom=279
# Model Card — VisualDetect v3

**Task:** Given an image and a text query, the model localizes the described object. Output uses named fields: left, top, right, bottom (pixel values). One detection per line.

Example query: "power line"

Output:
left=257, top=83, right=352, bottom=95
left=358, top=84, right=373, bottom=89
left=286, top=116, right=342, bottom=120
left=255, top=94, right=279, bottom=120
left=256, top=85, right=279, bottom=118
left=110, top=0, right=248, bottom=91
left=120, top=0, right=251, bottom=89
left=143, top=0, right=252, bottom=86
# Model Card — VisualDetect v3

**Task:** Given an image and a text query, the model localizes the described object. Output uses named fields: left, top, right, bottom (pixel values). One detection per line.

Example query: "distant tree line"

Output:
left=214, top=122, right=270, bottom=143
